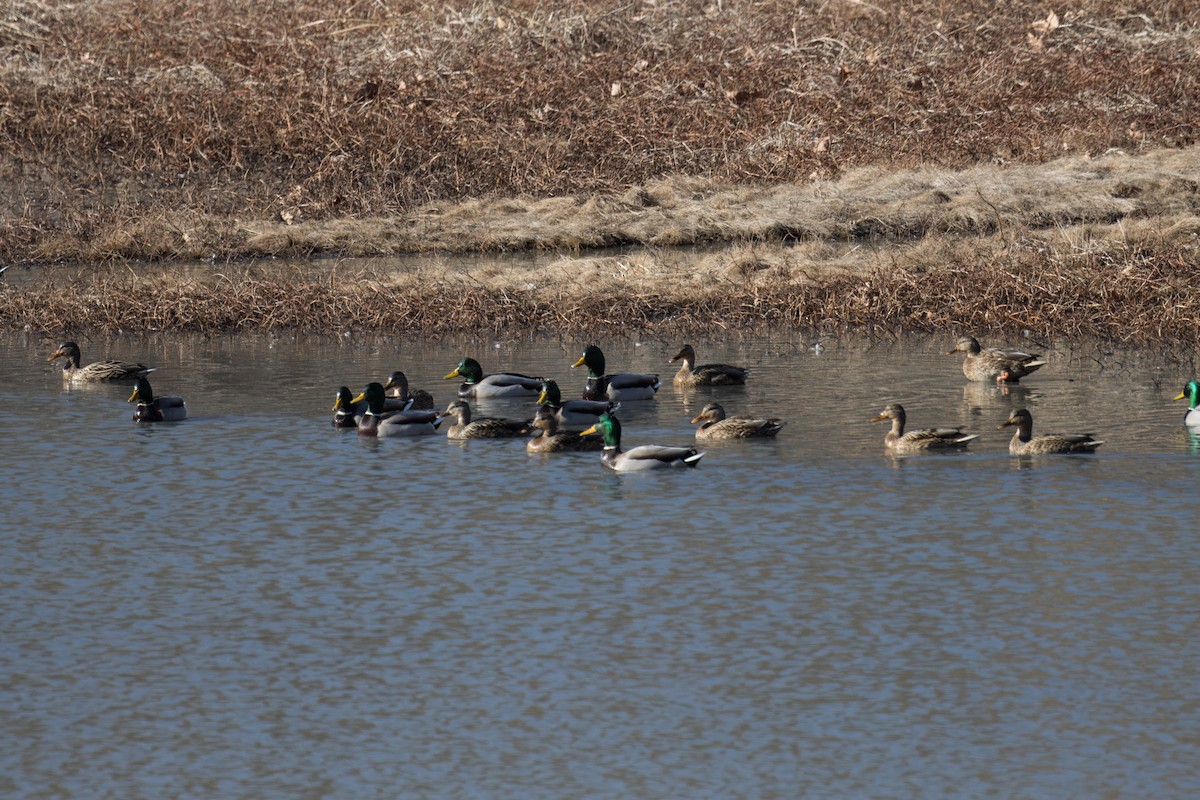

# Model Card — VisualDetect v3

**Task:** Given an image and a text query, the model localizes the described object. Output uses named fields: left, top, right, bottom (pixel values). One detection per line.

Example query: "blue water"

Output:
left=2, top=331, right=1198, bottom=798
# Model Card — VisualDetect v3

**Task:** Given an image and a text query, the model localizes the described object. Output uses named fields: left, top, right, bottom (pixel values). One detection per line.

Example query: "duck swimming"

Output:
left=49, top=341, right=153, bottom=383
left=571, top=345, right=660, bottom=402
left=998, top=408, right=1103, bottom=454
left=443, top=357, right=543, bottom=399
left=869, top=403, right=977, bottom=453
left=128, top=377, right=187, bottom=422
left=670, top=344, right=749, bottom=387
left=579, top=412, right=705, bottom=471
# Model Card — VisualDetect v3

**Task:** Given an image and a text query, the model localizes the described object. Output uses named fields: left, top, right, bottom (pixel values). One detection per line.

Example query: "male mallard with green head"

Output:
left=351, top=382, right=441, bottom=437
left=579, top=411, right=705, bottom=471
left=571, top=344, right=660, bottom=401
left=536, top=378, right=618, bottom=429
left=444, top=357, right=543, bottom=399
left=1173, top=380, right=1200, bottom=426
left=128, top=376, right=187, bottom=422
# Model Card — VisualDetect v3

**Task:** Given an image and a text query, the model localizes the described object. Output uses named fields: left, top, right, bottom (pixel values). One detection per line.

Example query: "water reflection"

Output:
left=2, top=330, right=1199, bottom=798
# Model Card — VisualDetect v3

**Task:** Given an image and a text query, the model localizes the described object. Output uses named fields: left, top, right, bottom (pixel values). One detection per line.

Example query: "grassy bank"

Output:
left=2, top=2, right=1198, bottom=339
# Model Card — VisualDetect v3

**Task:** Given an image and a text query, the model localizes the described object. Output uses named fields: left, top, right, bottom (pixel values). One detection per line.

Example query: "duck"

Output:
left=869, top=403, right=977, bottom=453
left=690, top=402, right=785, bottom=439
left=524, top=406, right=605, bottom=453
left=536, top=378, right=618, bottom=429
left=998, top=408, right=1103, bottom=454
left=48, top=341, right=153, bottom=383
left=571, top=345, right=661, bottom=401
left=127, top=376, right=187, bottom=422
left=947, top=335, right=1045, bottom=383
left=1173, top=381, right=1200, bottom=426
left=435, top=399, right=529, bottom=439
left=351, top=382, right=441, bottom=437
left=384, top=370, right=435, bottom=410
left=331, top=386, right=361, bottom=428
left=443, top=357, right=543, bottom=399
left=578, top=411, right=705, bottom=471
left=669, top=344, right=749, bottom=387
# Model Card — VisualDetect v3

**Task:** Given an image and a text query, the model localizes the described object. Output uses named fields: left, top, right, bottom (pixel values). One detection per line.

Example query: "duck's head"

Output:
left=351, top=382, right=388, bottom=415
left=691, top=402, right=727, bottom=424
left=528, top=405, right=559, bottom=434
left=1174, top=380, right=1200, bottom=408
left=869, top=403, right=905, bottom=424
left=947, top=336, right=981, bottom=356
left=579, top=411, right=621, bottom=449
left=128, top=376, right=155, bottom=404
left=333, top=386, right=355, bottom=412
left=999, top=408, right=1033, bottom=430
left=444, top=358, right=483, bottom=384
left=572, top=345, right=606, bottom=378
left=48, top=341, right=81, bottom=367
left=669, top=344, right=697, bottom=366
left=384, top=371, right=409, bottom=395
left=436, top=399, right=472, bottom=423
left=537, top=379, right=562, bottom=406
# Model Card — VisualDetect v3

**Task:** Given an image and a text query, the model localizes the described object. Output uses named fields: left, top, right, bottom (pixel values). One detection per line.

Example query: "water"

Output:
left=2, top=330, right=1199, bottom=798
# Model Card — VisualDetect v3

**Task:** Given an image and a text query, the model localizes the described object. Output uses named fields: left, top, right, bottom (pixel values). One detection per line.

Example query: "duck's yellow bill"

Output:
left=443, top=369, right=461, bottom=379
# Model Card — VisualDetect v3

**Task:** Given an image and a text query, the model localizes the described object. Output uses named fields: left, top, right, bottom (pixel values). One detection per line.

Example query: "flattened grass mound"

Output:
left=6, top=221, right=1196, bottom=342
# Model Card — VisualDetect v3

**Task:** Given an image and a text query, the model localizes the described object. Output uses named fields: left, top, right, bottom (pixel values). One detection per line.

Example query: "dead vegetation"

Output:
left=1, top=1, right=1198, bottom=339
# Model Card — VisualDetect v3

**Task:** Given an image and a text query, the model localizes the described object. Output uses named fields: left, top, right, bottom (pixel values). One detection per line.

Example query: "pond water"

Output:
left=2, top=329, right=1198, bottom=799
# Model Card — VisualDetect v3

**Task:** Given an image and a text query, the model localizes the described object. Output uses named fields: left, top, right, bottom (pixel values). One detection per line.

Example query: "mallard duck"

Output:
left=435, top=399, right=529, bottom=439
left=690, top=402, right=784, bottom=439
left=869, top=403, right=977, bottom=452
left=48, top=341, right=153, bottom=383
left=670, top=344, right=749, bottom=387
left=998, top=408, right=1103, bottom=454
left=384, top=370, right=435, bottom=410
left=443, top=357, right=543, bottom=398
left=524, top=406, right=605, bottom=453
left=127, top=376, right=187, bottom=422
left=332, top=386, right=361, bottom=428
left=579, top=411, right=705, bottom=471
left=571, top=345, right=661, bottom=401
left=1173, top=381, right=1200, bottom=426
left=351, top=382, right=441, bottom=437
left=947, top=335, right=1045, bottom=383
left=536, top=378, right=618, bottom=429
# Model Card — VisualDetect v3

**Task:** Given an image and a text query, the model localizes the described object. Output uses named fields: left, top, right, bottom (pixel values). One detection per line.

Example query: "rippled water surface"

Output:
left=3, top=330, right=1199, bottom=799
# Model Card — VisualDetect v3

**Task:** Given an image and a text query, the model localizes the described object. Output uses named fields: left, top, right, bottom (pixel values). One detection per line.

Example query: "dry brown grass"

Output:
left=2, top=1, right=1198, bottom=341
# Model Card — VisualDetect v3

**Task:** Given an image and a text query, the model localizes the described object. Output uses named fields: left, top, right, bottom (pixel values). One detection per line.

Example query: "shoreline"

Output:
left=4, top=148, right=1199, bottom=343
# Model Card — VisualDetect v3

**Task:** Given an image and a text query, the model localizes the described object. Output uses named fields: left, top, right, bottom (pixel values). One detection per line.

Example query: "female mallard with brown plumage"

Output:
left=947, top=335, right=1045, bottom=383
left=351, top=382, right=441, bottom=437
left=524, top=406, right=605, bottom=453
left=690, top=402, right=784, bottom=439
left=571, top=345, right=660, bottom=402
left=384, top=370, right=435, bottom=410
left=49, top=341, right=153, bottom=383
left=128, top=377, right=187, bottom=422
left=579, top=412, right=705, bottom=471
left=998, top=408, right=1103, bottom=454
left=670, top=344, right=749, bottom=387
left=869, top=403, right=977, bottom=453
left=443, top=357, right=543, bottom=399
left=435, top=399, right=529, bottom=439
